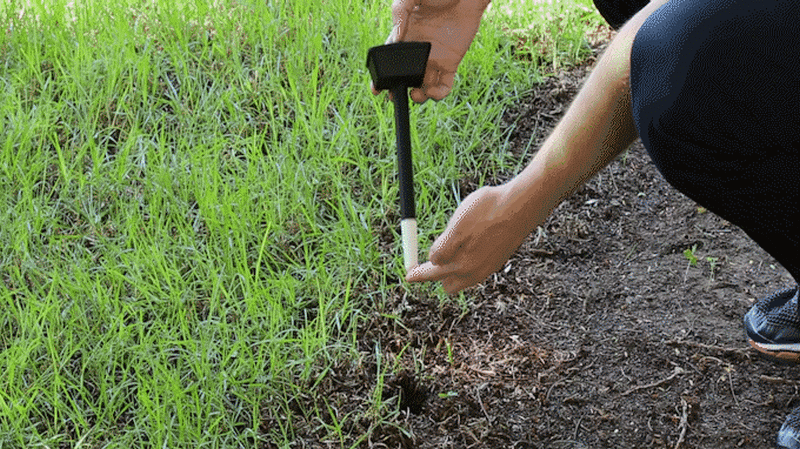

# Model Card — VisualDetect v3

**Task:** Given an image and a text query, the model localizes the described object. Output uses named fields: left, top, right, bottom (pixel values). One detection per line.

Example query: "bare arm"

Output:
left=500, top=20, right=642, bottom=236
left=407, top=0, right=670, bottom=294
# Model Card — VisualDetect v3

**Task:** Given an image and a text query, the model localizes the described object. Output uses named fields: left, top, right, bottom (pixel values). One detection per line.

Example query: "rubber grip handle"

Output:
left=391, top=85, right=415, bottom=221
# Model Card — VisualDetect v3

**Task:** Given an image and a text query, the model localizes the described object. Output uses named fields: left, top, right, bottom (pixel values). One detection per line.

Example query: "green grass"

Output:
left=0, top=0, right=604, bottom=446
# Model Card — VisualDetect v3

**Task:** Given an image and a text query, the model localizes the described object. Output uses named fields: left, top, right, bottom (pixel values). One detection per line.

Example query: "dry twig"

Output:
left=760, top=375, right=800, bottom=386
left=621, top=366, right=684, bottom=396
left=729, top=369, right=739, bottom=408
left=674, top=398, right=689, bottom=449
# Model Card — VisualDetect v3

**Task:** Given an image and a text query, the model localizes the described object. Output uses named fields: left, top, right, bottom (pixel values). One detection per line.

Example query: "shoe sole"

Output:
left=748, top=339, right=800, bottom=364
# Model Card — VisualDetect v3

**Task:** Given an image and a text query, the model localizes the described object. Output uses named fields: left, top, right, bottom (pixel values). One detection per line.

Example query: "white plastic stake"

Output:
left=401, top=218, right=418, bottom=272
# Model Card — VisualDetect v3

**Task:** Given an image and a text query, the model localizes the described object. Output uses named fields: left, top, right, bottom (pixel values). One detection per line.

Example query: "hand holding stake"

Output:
left=367, top=42, right=432, bottom=272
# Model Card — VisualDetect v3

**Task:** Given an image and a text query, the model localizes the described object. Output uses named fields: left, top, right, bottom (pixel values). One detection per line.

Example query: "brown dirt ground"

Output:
left=278, top=41, right=798, bottom=449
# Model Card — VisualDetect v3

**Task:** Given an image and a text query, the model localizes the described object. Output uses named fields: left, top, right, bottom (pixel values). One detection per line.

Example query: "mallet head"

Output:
left=367, top=42, right=431, bottom=91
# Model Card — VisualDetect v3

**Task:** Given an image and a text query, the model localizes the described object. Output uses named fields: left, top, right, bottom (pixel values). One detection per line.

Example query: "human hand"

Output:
left=405, top=185, right=531, bottom=294
left=372, top=0, right=491, bottom=103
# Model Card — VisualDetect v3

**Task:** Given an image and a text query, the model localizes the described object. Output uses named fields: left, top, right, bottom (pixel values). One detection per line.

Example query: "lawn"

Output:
left=0, top=0, right=604, bottom=446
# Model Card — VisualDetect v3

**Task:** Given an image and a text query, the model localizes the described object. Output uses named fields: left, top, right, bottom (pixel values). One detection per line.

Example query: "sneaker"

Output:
left=743, top=285, right=800, bottom=363
left=778, top=407, right=800, bottom=449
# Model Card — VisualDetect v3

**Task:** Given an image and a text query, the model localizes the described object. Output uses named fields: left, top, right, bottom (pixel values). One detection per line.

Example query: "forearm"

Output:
left=502, top=52, right=637, bottom=231
left=499, top=0, right=667, bottom=232
left=404, top=0, right=673, bottom=293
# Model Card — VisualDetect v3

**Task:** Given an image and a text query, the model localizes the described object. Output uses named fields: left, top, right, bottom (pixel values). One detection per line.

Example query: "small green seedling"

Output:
left=683, top=245, right=698, bottom=267
left=446, top=338, right=454, bottom=366
left=706, top=256, right=719, bottom=281
left=683, top=244, right=698, bottom=283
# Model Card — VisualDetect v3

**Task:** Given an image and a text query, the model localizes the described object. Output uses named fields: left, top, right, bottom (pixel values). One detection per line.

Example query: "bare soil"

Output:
left=280, top=45, right=798, bottom=449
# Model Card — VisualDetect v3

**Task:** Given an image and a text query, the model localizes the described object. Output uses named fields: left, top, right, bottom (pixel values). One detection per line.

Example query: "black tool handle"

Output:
left=391, top=85, right=415, bottom=220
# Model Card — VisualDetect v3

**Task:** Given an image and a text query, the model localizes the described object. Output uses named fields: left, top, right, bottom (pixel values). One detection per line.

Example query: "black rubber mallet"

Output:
left=366, top=41, right=431, bottom=272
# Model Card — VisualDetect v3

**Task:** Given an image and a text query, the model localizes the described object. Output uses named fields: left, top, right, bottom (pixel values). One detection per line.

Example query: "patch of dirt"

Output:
left=282, top=41, right=798, bottom=449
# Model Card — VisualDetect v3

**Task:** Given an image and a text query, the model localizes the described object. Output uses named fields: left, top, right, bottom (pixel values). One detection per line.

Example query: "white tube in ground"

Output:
left=401, top=218, right=418, bottom=272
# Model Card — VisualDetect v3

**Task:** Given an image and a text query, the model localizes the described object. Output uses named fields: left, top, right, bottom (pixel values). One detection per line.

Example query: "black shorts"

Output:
left=629, top=0, right=800, bottom=279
